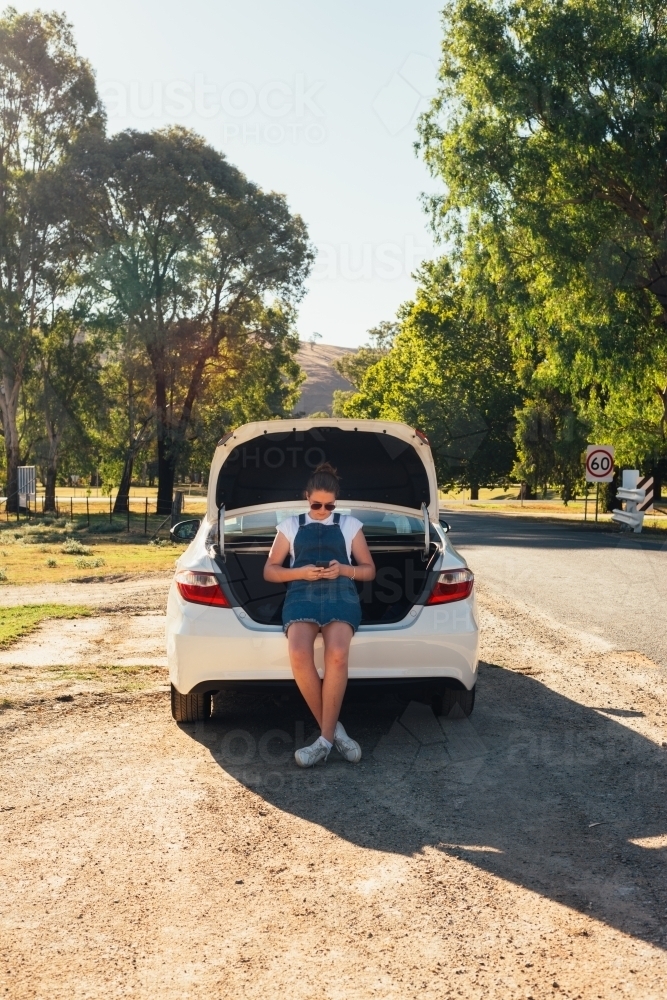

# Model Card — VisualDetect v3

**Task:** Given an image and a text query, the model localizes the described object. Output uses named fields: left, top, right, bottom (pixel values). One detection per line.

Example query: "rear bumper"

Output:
left=166, top=583, right=479, bottom=694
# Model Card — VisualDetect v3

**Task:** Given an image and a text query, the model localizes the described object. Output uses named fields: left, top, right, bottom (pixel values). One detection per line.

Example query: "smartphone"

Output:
left=315, top=561, right=329, bottom=568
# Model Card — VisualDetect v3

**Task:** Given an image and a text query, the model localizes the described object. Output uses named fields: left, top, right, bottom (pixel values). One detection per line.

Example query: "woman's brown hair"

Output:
left=305, top=462, right=341, bottom=498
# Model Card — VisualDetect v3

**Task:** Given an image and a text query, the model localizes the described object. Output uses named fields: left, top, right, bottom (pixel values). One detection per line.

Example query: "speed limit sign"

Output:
left=585, top=445, right=615, bottom=483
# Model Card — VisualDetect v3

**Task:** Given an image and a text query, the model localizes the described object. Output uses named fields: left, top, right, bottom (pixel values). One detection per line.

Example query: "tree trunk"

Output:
left=113, top=451, right=134, bottom=514
left=114, top=415, right=154, bottom=515
left=156, top=439, right=176, bottom=515
left=43, top=426, right=61, bottom=513
left=3, top=438, right=19, bottom=514
left=0, top=373, right=22, bottom=514
left=469, top=483, right=479, bottom=500
left=149, top=313, right=224, bottom=515
left=44, top=465, right=57, bottom=512
left=153, top=363, right=174, bottom=515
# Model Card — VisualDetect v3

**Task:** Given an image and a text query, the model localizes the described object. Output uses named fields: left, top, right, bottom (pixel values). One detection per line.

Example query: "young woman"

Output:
left=263, top=463, right=375, bottom=768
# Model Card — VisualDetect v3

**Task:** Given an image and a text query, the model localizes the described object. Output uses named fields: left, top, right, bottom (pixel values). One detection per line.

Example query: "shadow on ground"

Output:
left=184, top=664, right=667, bottom=949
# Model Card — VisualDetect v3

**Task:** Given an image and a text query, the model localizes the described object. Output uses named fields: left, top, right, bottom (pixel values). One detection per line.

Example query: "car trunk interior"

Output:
left=217, top=529, right=441, bottom=627
left=213, top=424, right=439, bottom=626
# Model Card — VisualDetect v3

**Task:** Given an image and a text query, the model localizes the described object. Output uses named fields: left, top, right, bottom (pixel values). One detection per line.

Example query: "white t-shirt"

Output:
left=276, top=513, right=363, bottom=567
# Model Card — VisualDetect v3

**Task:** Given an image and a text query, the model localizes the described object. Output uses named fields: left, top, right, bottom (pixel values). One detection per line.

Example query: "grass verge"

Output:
left=0, top=516, right=186, bottom=585
left=0, top=605, right=91, bottom=648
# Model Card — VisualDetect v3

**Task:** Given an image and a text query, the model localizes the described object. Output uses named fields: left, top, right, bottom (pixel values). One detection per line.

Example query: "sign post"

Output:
left=585, top=446, right=615, bottom=524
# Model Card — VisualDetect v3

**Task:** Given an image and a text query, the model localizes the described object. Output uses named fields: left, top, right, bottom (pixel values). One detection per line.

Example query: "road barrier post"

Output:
left=86, top=496, right=90, bottom=527
left=637, top=475, right=654, bottom=514
left=611, top=470, right=646, bottom=533
left=144, top=497, right=148, bottom=535
left=109, top=496, right=112, bottom=524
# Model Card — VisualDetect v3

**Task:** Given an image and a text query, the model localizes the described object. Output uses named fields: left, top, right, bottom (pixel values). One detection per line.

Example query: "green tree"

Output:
left=185, top=304, right=304, bottom=473
left=513, top=394, right=590, bottom=501
left=332, top=321, right=398, bottom=416
left=33, top=311, right=105, bottom=510
left=0, top=9, right=104, bottom=510
left=417, top=0, right=667, bottom=473
left=80, top=127, right=313, bottom=513
left=97, top=323, right=155, bottom=514
left=337, top=261, right=520, bottom=496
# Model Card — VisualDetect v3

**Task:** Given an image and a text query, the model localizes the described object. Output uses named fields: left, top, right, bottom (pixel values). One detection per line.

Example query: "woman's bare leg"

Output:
left=320, top=621, right=354, bottom=742
left=287, top=622, right=323, bottom=728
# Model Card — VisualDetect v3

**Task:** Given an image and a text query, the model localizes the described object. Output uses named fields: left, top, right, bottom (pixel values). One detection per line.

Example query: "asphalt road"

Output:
left=444, top=511, right=667, bottom=669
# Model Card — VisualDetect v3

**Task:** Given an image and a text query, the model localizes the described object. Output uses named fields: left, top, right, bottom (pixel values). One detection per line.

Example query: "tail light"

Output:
left=425, top=568, right=474, bottom=605
left=175, top=570, right=231, bottom=607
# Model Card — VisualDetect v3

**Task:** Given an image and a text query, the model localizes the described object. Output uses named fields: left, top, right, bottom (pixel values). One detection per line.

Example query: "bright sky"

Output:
left=12, top=0, right=443, bottom=348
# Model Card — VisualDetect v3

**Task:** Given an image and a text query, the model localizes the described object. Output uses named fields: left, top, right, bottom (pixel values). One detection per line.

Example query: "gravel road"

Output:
left=1, top=523, right=666, bottom=999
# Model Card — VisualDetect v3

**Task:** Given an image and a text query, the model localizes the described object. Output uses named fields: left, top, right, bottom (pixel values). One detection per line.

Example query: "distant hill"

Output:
left=293, top=343, right=356, bottom=416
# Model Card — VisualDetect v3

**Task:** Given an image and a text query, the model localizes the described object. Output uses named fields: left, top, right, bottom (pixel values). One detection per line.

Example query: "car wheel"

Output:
left=171, top=684, right=212, bottom=723
left=431, top=685, right=475, bottom=718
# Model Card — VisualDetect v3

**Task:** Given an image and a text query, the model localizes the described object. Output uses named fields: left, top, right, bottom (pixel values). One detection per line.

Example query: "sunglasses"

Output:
left=309, top=502, right=336, bottom=511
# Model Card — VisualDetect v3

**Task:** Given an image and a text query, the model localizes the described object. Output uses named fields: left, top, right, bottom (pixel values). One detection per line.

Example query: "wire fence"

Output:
left=0, top=492, right=207, bottom=536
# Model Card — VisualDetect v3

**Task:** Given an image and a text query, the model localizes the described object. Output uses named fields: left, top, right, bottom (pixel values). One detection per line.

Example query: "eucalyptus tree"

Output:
left=82, top=127, right=313, bottom=513
left=0, top=9, right=104, bottom=510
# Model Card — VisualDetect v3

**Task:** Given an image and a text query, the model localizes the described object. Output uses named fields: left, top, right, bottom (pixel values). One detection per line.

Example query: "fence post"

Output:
left=127, top=499, right=130, bottom=532
left=109, top=496, right=112, bottom=524
left=86, top=496, right=90, bottom=527
left=70, top=497, right=73, bottom=521
left=144, top=497, right=148, bottom=536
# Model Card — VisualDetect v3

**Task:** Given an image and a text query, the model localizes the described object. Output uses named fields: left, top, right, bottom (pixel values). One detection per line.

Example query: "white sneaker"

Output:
left=294, top=736, right=331, bottom=768
left=334, top=721, right=362, bottom=763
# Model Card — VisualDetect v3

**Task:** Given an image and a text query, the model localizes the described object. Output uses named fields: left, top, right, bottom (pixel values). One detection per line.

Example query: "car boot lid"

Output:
left=208, top=419, right=439, bottom=521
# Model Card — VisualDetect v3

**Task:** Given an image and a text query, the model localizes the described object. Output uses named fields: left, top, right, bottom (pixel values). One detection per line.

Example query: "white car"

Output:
left=166, top=418, right=479, bottom=722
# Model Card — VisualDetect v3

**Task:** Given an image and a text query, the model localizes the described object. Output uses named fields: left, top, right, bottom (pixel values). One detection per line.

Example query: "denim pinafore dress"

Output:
left=282, top=513, right=362, bottom=634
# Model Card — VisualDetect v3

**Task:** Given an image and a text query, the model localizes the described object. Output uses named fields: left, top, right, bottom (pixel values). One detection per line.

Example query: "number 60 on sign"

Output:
left=585, top=445, right=615, bottom=483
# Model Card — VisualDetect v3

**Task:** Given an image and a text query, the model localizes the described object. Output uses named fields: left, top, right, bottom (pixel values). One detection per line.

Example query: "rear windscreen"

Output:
left=224, top=507, right=428, bottom=540
left=215, top=427, right=430, bottom=511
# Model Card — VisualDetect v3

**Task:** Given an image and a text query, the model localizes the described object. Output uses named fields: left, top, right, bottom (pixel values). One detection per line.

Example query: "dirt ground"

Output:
left=1, top=576, right=666, bottom=999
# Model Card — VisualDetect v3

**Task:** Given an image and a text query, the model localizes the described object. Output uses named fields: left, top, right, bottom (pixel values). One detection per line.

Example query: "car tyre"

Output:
left=171, top=684, right=212, bottom=723
left=431, top=685, right=475, bottom=718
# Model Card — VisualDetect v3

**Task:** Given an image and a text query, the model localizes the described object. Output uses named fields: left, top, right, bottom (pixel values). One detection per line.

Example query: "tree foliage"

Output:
left=78, top=127, right=313, bottom=511
left=337, top=261, right=520, bottom=495
left=416, top=0, right=667, bottom=482
left=0, top=8, right=104, bottom=509
left=0, top=8, right=310, bottom=508
left=333, top=322, right=397, bottom=390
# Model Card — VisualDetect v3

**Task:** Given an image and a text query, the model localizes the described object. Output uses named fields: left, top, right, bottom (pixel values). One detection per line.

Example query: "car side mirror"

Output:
left=170, top=518, right=201, bottom=542
left=438, top=516, right=451, bottom=533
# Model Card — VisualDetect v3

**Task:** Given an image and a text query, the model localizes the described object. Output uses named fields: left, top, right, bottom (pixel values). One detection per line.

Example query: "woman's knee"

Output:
left=325, top=645, right=349, bottom=669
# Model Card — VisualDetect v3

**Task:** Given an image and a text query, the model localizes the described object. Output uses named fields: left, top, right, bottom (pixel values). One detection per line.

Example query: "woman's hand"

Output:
left=319, top=560, right=344, bottom=580
left=300, top=564, right=325, bottom=581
